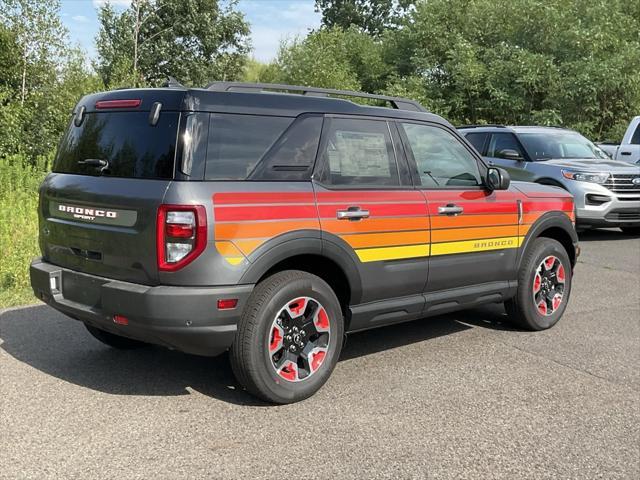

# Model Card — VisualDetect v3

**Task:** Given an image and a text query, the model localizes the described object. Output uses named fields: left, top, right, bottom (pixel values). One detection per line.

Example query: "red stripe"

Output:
left=213, top=192, right=315, bottom=205
left=427, top=201, right=518, bottom=215
left=317, top=203, right=426, bottom=218
left=215, top=204, right=317, bottom=221
left=316, top=191, right=424, bottom=203
left=522, top=200, right=574, bottom=213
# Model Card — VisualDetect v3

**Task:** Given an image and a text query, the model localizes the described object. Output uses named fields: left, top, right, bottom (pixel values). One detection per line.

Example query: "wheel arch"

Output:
left=520, top=212, right=578, bottom=268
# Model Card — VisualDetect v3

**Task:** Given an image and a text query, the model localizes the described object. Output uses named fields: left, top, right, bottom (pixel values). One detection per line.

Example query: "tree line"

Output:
left=1, top=0, right=638, bottom=167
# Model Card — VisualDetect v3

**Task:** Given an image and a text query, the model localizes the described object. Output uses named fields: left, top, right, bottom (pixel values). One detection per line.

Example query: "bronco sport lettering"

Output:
left=30, top=82, right=579, bottom=404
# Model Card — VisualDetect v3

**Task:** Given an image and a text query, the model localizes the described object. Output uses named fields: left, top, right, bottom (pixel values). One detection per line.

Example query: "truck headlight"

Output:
left=561, top=170, right=610, bottom=184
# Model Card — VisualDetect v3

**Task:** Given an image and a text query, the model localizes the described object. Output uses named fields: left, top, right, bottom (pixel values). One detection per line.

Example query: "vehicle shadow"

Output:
left=578, top=228, right=632, bottom=242
left=0, top=304, right=510, bottom=405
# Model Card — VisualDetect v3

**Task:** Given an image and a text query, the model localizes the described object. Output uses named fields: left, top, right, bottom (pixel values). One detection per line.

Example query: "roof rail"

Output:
left=205, top=81, right=427, bottom=113
left=457, top=124, right=507, bottom=129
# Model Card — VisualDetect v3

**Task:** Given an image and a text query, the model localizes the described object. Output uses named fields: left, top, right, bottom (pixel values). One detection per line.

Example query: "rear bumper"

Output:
left=30, top=258, right=254, bottom=356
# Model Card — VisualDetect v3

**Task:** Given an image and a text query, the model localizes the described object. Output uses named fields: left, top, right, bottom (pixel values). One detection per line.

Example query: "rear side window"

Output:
left=464, top=132, right=488, bottom=154
left=318, top=118, right=400, bottom=187
left=54, top=112, right=179, bottom=179
left=205, top=114, right=293, bottom=180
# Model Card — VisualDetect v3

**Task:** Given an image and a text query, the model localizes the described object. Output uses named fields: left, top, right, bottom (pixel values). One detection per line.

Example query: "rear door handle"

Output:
left=337, top=207, right=370, bottom=221
left=620, top=151, right=631, bottom=156
left=438, top=204, right=464, bottom=216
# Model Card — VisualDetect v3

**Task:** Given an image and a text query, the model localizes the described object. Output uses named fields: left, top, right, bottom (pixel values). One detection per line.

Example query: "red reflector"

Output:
left=166, top=223, right=194, bottom=238
left=95, top=99, right=141, bottom=109
left=113, top=314, right=129, bottom=325
left=217, top=299, right=238, bottom=310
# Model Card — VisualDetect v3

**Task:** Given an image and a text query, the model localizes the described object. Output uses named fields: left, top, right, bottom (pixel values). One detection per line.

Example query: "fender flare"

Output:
left=518, top=211, right=578, bottom=269
left=238, top=230, right=363, bottom=304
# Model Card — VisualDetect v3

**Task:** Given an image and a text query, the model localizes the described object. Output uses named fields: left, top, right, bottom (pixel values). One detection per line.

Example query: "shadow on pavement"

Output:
left=578, top=228, right=634, bottom=242
left=0, top=303, right=512, bottom=404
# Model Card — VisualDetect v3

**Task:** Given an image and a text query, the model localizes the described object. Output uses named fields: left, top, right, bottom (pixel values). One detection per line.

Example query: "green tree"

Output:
left=315, top=0, right=413, bottom=36
left=95, top=0, right=251, bottom=88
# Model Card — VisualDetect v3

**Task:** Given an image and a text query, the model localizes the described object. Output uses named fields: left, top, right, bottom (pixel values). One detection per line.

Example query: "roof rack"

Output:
left=205, top=81, right=427, bottom=112
left=457, top=124, right=507, bottom=129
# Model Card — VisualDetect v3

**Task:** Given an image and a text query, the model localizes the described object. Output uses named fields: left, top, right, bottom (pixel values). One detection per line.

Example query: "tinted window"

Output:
left=205, top=114, right=292, bottom=180
left=54, top=112, right=178, bottom=179
left=464, top=132, right=488, bottom=154
left=631, top=124, right=640, bottom=145
left=248, top=116, right=322, bottom=181
left=319, top=118, right=399, bottom=186
left=401, top=123, right=482, bottom=188
left=487, top=133, right=525, bottom=159
left=517, top=131, right=609, bottom=160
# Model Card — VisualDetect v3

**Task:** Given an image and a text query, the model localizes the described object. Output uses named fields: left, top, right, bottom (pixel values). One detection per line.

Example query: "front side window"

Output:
left=631, top=124, right=640, bottom=145
left=401, top=123, right=482, bottom=188
left=319, top=118, right=400, bottom=187
left=487, top=133, right=526, bottom=159
left=204, top=114, right=293, bottom=180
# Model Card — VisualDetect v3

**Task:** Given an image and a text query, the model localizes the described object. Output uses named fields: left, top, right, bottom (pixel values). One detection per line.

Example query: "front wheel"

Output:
left=230, top=270, right=344, bottom=404
left=505, top=238, right=572, bottom=330
left=620, top=226, right=640, bottom=236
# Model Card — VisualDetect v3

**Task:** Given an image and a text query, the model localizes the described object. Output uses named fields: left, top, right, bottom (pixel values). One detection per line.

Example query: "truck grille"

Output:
left=605, top=210, right=640, bottom=221
left=603, top=174, right=640, bottom=194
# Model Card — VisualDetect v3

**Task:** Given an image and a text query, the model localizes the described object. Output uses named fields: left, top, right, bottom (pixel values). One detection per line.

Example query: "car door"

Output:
left=398, top=122, right=520, bottom=299
left=486, top=132, right=536, bottom=182
left=313, top=115, right=430, bottom=307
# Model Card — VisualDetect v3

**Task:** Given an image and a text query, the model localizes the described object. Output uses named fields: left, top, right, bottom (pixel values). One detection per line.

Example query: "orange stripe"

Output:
left=215, top=220, right=320, bottom=239
left=341, top=230, right=428, bottom=249
left=431, top=214, right=518, bottom=229
left=431, top=225, right=520, bottom=243
left=321, top=217, right=428, bottom=234
left=234, top=238, right=266, bottom=256
left=214, top=241, right=245, bottom=257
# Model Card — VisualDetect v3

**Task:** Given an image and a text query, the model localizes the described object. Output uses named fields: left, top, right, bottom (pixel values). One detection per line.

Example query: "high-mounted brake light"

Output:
left=157, top=204, right=207, bottom=272
left=95, top=99, right=142, bottom=109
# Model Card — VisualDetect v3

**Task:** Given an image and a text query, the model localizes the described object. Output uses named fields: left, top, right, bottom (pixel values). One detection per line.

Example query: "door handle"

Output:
left=620, top=151, right=631, bottom=156
left=337, top=207, right=370, bottom=221
left=438, top=204, right=464, bottom=216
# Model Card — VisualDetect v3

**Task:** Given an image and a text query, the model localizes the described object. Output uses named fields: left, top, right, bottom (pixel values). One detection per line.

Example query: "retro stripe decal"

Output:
left=212, top=191, right=573, bottom=265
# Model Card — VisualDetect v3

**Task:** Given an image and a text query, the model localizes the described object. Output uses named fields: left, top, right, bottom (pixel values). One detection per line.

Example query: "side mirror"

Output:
left=487, top=167, right=510, bottom=191
left=497, top=148, right=523, bottom=161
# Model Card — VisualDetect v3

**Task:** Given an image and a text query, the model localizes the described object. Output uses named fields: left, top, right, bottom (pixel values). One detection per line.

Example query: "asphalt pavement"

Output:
left=1, top=229, right=639, bottom=479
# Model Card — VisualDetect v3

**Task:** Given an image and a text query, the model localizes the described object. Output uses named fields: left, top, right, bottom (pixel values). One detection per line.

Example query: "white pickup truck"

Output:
left=598, top=116, right=640, bottom=164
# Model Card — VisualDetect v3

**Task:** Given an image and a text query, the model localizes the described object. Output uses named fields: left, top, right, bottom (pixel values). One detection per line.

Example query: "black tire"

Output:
left=505, top=237, right=572, bottom=331
left=230, top=270, right=344, bottom=404
left=84, top=324, right=147, bottom=349
left=620, top=226, right=640, bottom=236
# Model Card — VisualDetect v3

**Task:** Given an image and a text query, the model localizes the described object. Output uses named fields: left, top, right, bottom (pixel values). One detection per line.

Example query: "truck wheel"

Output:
left=505, top=238, right=572, bottom=331
left=84, top=324, right=147, bottom=349
left=620, top=226, right=640, bottom=236
left=230, top=270, right=344, bottom=404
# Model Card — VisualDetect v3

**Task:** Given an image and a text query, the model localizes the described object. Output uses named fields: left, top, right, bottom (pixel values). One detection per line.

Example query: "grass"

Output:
left=0, top=154, right=48, bottom=308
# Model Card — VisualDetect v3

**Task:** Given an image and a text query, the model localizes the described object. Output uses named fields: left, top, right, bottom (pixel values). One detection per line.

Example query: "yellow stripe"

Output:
left=431, top=236, right=524, bottom=256
left=355, top=244, right=430, bottom=262
left=224, top=256, right=245, bottom=265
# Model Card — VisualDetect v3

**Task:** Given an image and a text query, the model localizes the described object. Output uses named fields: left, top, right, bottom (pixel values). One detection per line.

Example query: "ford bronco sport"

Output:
left=30, top=82, right=579, bottom=404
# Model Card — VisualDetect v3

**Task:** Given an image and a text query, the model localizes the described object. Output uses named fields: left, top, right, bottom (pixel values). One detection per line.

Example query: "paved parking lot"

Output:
left=1, top=229, right=639, bottom=479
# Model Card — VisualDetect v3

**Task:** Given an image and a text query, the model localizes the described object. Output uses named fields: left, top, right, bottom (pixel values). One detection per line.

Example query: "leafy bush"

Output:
left=0, top=153, right=50, bottom=308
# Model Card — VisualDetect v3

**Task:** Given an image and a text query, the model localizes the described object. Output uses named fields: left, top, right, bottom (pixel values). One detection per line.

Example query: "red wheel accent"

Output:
left=537, top=300, right=548, bottom=315
left=552, top=293, right=562, bottom=311
left=278, top=362, right=298, bottom=381
left=309, top=348, right=327, bottom=373
left=269, top=325, right=283, bottom=353
left=288, top=298, right=307, bottom=317
left=314, top=307, right=330, bottom=332
left=533, top=273, right=542, bottom=294
left=557, top=264, right=565, bottom=283
left=544, top=256, right=555, bottom=270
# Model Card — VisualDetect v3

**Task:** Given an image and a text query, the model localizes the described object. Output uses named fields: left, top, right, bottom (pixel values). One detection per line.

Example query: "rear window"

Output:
left=54, top=112, right=179, bottom=179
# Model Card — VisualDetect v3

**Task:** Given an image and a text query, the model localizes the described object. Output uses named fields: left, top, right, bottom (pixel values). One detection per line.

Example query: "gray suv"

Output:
left=459, top=126, right=640, bottom=233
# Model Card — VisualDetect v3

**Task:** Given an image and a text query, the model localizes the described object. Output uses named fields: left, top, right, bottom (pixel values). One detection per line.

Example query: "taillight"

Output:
left=157, top=204, right=207, bottom=272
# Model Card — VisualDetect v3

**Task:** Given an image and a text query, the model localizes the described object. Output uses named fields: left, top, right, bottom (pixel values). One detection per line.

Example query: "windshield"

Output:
left=517, top=131, right=609, bottom=161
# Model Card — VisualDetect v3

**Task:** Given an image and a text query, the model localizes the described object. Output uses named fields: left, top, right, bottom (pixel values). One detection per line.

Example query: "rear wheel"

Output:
left=84, top=324, right=147, bottom=349
left=620, top=226, right=640, bottom=235
left=230, top=270, right=344, bottom=404
left=505, top=238, right=572, bottom=330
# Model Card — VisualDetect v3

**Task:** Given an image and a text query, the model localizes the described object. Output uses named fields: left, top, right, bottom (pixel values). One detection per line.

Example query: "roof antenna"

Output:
left=164, top=76, right=184, bottom=88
